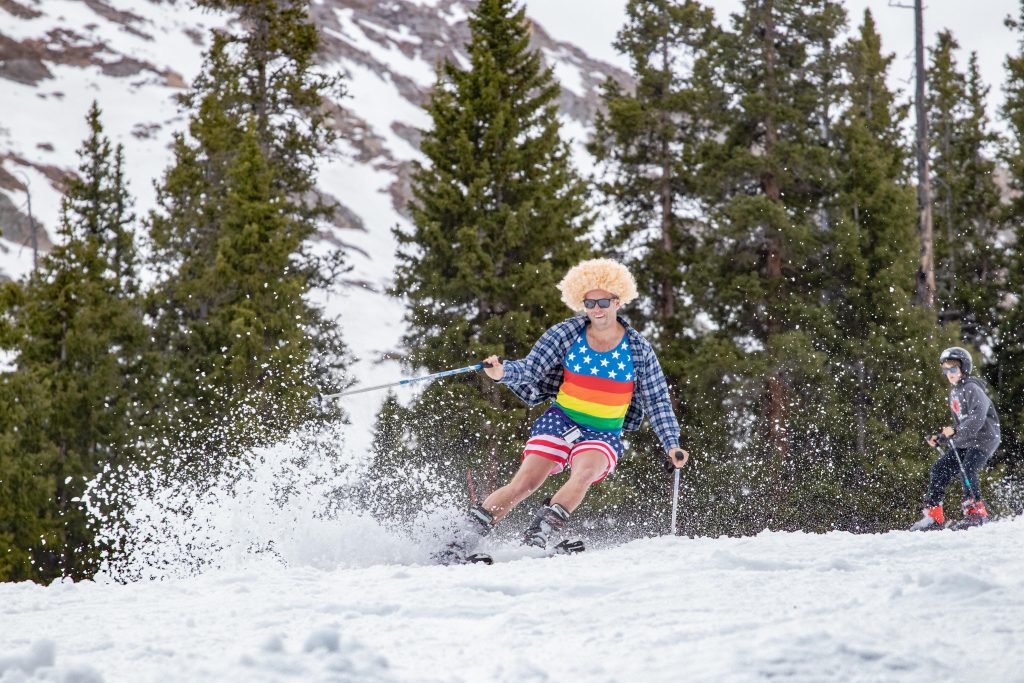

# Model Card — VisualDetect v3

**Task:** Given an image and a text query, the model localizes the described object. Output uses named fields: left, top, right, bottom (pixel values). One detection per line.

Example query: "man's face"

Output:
left=942, top=361, right=961, bottom=385
left=582, top=289, right=619, bottom=325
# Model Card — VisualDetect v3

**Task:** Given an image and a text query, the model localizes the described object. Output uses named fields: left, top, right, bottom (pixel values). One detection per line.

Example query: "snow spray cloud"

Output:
left=84, top=414, right=468, bottom=582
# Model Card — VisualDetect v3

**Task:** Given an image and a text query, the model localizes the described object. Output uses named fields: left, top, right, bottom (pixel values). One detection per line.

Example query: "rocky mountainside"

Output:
left=0, top=0, right=627, bottom=285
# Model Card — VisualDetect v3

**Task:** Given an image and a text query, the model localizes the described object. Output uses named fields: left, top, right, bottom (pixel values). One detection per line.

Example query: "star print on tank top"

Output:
left=554, top=332, right=636, bottom=432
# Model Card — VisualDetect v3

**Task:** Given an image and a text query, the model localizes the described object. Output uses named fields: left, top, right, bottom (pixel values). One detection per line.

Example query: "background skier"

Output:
left=912, top=347, right=1001, bottom=530
left=439, top=258, right=688, bottom=563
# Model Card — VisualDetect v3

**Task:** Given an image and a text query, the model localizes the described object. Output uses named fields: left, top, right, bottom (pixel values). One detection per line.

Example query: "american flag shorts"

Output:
left=523, top=407, right=624, bottom=483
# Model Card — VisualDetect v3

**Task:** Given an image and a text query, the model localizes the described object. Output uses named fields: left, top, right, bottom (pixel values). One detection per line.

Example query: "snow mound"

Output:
left=0, top=640, right=103, bottom=683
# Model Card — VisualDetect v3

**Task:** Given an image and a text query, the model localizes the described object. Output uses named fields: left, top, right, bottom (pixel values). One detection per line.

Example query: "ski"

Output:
left=443, top=538, right=586, bottom=565
left=464, top=553, right=494, bottom=565
left=553, top=538, right=585, bottom=555
left=909, top=516, right=998, bottom=532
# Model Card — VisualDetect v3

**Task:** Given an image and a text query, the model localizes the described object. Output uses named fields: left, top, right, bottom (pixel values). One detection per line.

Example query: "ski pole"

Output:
left=935, top=440, right=973, bottom=498
left=670, top=467, right=680, bottom=536
left=317, top=361, right=496, bottom=401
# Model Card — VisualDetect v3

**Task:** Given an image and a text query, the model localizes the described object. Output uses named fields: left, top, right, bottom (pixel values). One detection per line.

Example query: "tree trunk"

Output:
left=760, top=1, right=788, bottom=467
left=914, top=0, right=936, bottom=308
left=659, top=34, right=675, bottom=321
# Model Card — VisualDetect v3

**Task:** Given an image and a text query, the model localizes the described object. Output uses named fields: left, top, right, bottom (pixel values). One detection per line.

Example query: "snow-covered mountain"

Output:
left=0, top=0, right=629, bottom=445
left=0, top=0, right=624, bottom=272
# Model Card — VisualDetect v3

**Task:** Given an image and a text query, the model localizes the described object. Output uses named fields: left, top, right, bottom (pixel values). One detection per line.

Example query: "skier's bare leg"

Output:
left=481, top=454, right=553, bottom=522
left=550, top=450, right=607, bottom=513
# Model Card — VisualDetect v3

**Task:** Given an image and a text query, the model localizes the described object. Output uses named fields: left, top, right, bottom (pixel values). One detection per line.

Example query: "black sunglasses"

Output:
left=583, top=297, right=619, bottom=309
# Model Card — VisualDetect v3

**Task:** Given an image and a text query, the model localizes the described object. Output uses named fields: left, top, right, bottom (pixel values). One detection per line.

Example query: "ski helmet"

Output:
left=939, top=347, right=972, bottom=375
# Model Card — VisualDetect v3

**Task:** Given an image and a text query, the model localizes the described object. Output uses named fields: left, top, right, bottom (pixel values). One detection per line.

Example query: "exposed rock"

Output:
left=0, top=27, right=168, bottom=87
left=312, top=189, right=366, bottom=233
left=183, top=27, right=204, bottom=47
left=0, top=33, right=53, bottom=85
left=82, top=0, right=153, bottom=41
left=1, top=153, right=70, bottom=199
left=328, top=101, right=393, bottom=164
left=101, top=56, right=150, bottom=77
left=0, top=0, right=41, bottom=20
left=387, top=160, right=414, bottom=219
left=0, top=164, right=20, bottom=191
left=131, top=122, right=161, bottom=140
left=163, top=69, right=187, bottom=88
left=391, top=122, right=422, bottom=152
left=0, top=190, right=53, bottom=254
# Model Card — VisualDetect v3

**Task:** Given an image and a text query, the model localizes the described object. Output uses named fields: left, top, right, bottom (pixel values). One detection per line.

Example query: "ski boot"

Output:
left=910, top=504, right=945, bottom=531
left=522, top=503, right=570, bottom=549
left=433, top=505, right=495, bottom=565
left=950, top=499, right=989, bottom=530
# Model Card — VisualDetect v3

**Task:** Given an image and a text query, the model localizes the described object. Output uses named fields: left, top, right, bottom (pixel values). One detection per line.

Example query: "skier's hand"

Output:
left=926, top=434, right=938, bottom=447
left=941, top=426, right=955, bottom=438
left=665, top=447, right=689, bottom=471
left=482, top=355, right=504, bottom=381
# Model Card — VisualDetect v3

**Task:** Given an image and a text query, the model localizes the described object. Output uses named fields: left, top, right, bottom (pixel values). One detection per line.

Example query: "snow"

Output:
left=545, top=47, right=586, bottom=96
left=330, top=8, right=437, bottom=87
left=2, top=515, right=1024, bottom=681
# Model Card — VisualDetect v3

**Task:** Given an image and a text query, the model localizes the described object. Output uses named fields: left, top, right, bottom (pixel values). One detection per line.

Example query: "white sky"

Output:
left=527, top=0, right=1019, bottom=122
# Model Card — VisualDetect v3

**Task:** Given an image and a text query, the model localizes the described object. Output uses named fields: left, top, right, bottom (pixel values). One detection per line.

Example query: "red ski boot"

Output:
left=910, top=504, right=945, bottom=531
left=951, top=499, right=989, bottom=530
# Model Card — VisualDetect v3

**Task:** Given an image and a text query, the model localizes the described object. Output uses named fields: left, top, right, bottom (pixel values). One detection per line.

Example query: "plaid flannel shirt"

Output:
left=500, top=316, right=681, bottom=453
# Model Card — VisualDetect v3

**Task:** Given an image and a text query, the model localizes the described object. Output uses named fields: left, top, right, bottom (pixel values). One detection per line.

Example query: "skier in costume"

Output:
left=912, top=347, right=1001, bottom=531
left=438, top=258, right=689, bottom=563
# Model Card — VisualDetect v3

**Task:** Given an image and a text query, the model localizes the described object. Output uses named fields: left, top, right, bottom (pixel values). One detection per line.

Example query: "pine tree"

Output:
left=682, top=0, right=848, bottom=531
left=589, top=0, right=719, bottom=364
left=587, top=0, right=721, bottom=528
left=147, top=0, right=346, bottom=459
left=387, top=0, right=591, bottom=496
left=815, top=10, right=952, bottom=531
left=928, top=32, right=1004, bottom=349
left=0, top=346, right=58, bottom=582
left=993, top=4, right=1024, bottom=483
left=0, top=103, right=146, bottom=580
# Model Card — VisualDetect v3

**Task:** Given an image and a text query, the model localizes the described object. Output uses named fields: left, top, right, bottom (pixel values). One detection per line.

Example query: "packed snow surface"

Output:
left=2, top=516, right=1023, bottom=682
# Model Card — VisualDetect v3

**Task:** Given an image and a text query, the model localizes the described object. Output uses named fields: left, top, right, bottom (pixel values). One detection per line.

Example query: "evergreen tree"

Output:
left=148, top=0, right=346, bottom=458
left=587, top=0, right=721, bottom=527
left=386, top=0, right=591, bottom=496
left=993, top=4, right=1024, bottom=482
left=928, top=32, right=1004, bottom=348
left=0, top=345, right=58, bottom=582
left=589, top=0, right=719, bottom=369
left=0, top=103, right=146, bottom=580
left=682, top=0, right=848, bottom=531
left=814, top=11, right=952, bottom=531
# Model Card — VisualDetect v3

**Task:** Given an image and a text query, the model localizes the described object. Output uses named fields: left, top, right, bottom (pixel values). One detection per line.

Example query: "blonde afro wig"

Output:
left=558, top=258, right=638, bottom=312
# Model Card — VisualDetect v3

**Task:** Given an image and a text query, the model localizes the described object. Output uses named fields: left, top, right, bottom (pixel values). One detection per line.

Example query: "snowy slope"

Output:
left=2, top=518, right=1023, bottom=682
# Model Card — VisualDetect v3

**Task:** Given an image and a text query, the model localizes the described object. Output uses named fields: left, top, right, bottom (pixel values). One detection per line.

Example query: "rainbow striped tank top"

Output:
left=554, top=332, right=635, bottom=432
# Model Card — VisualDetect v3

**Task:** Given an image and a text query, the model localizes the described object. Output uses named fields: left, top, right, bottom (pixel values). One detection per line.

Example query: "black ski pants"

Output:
left=925, top=446, right=989, bottom=507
